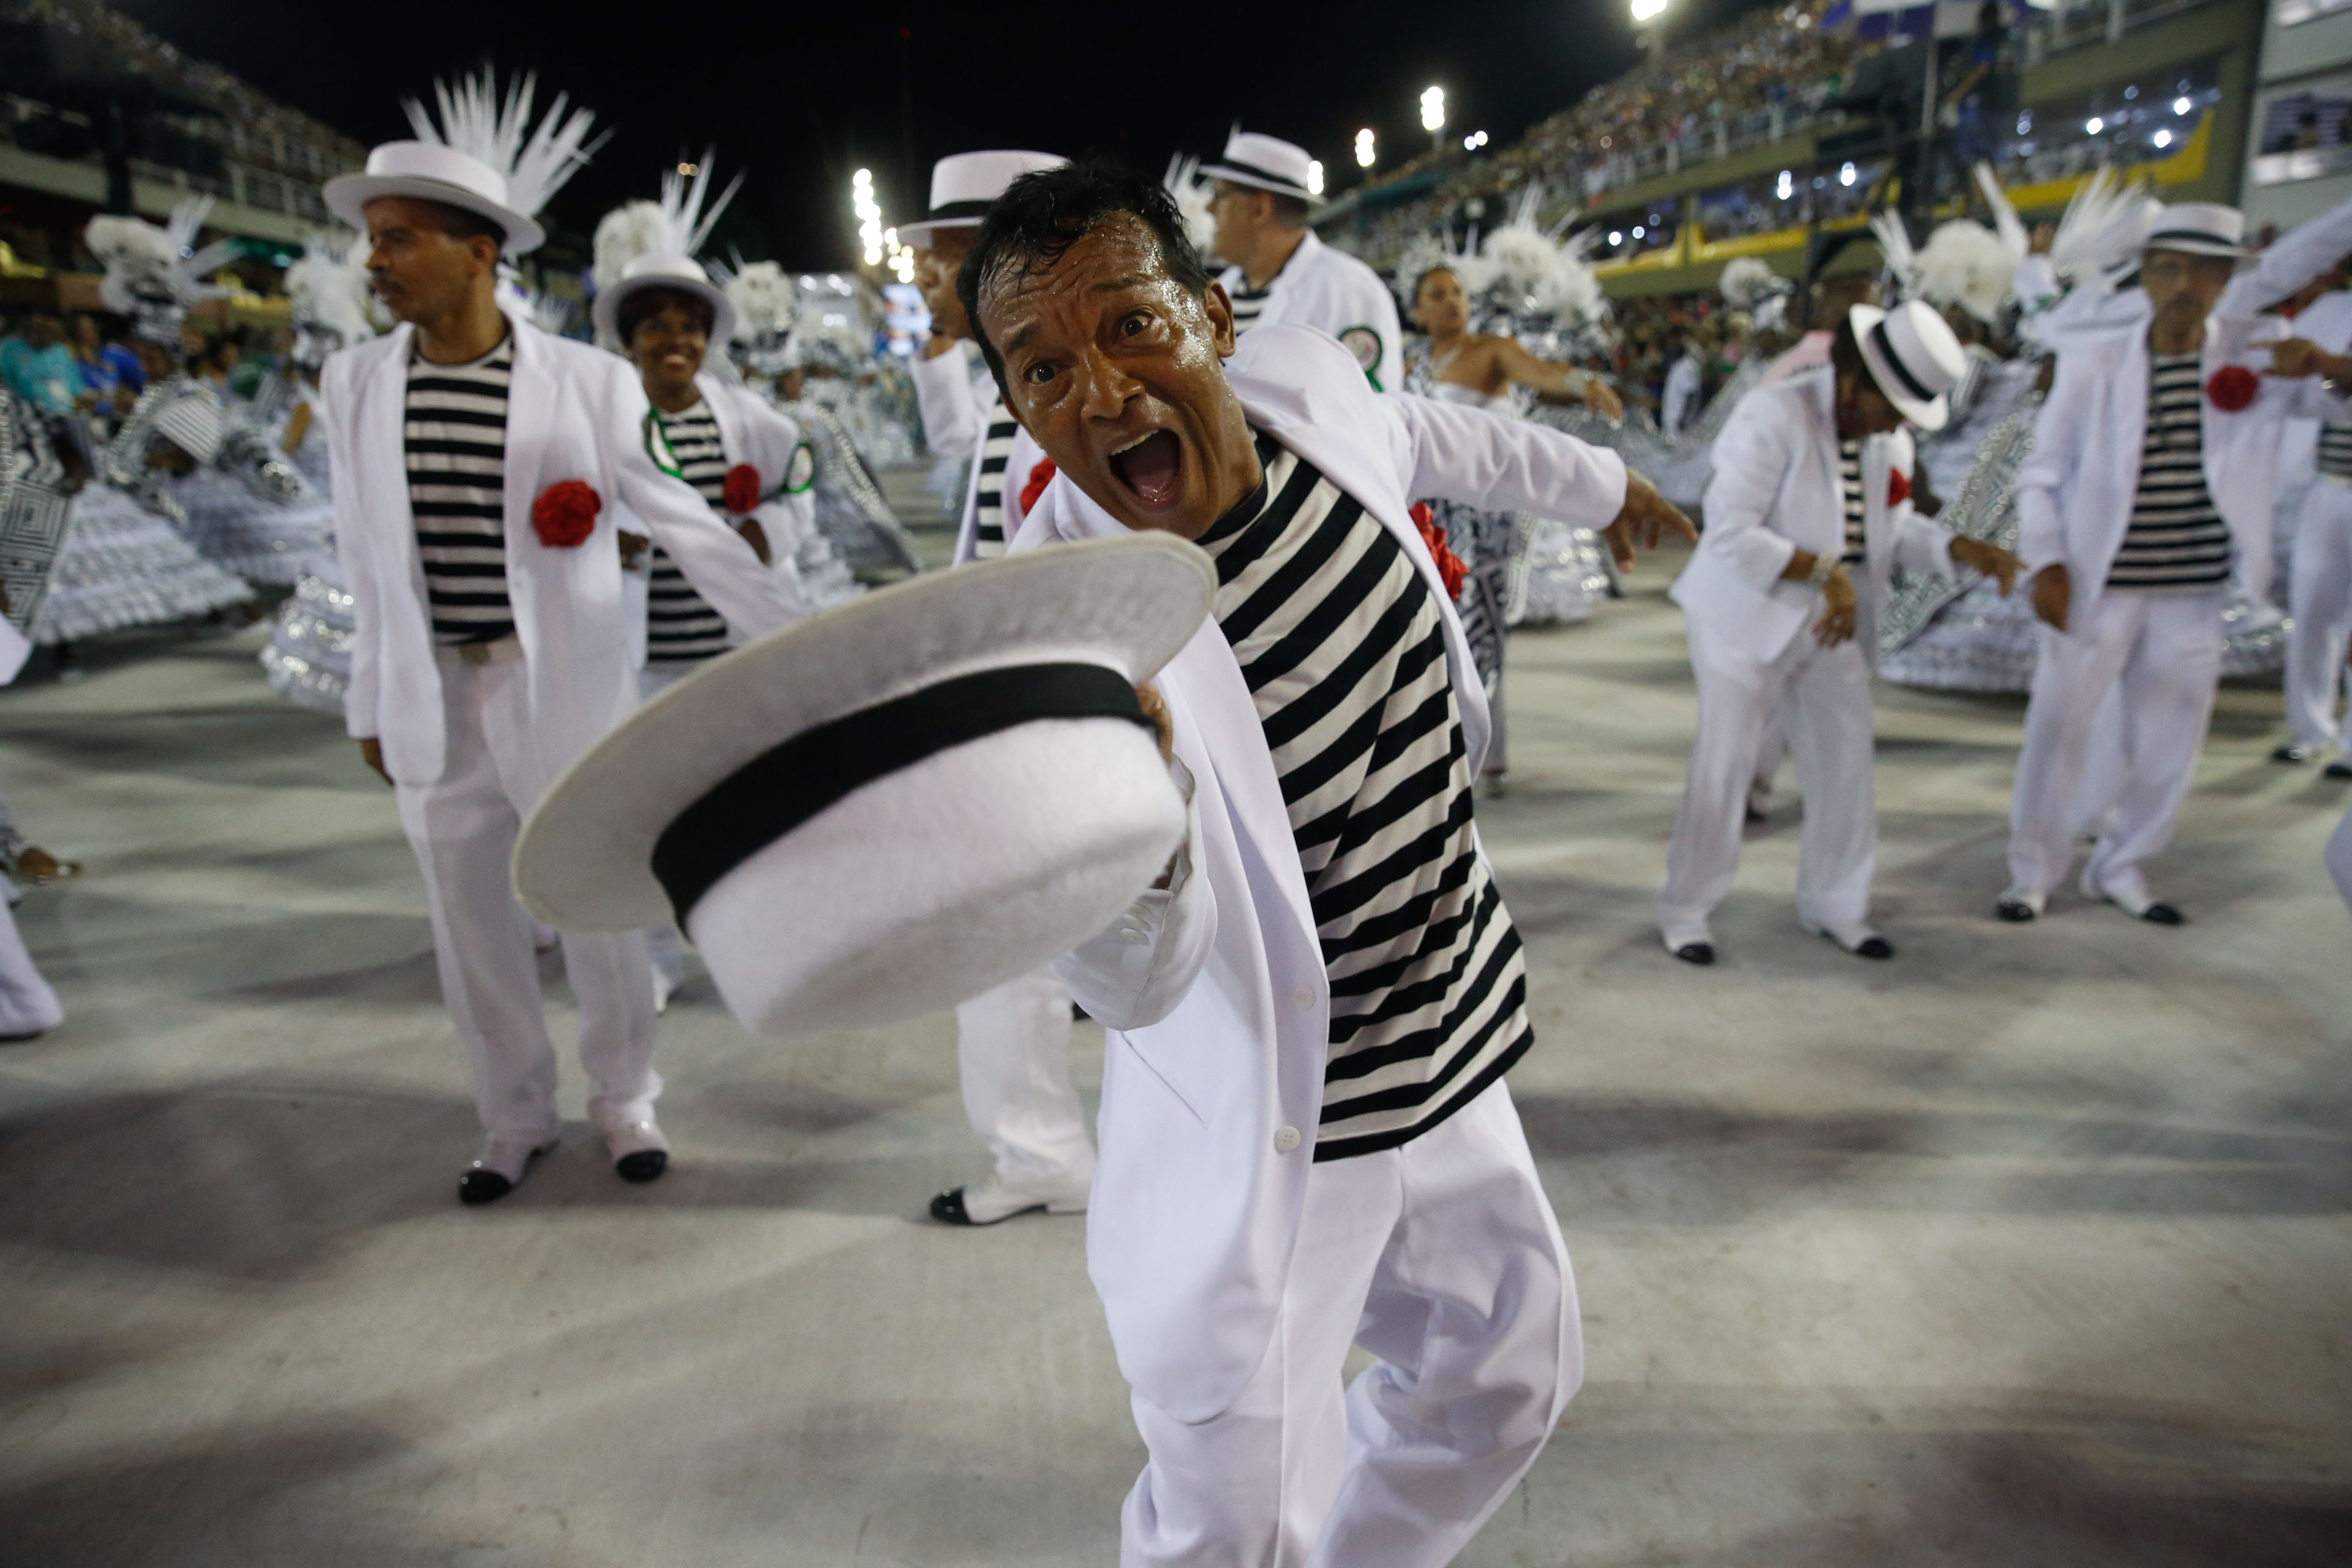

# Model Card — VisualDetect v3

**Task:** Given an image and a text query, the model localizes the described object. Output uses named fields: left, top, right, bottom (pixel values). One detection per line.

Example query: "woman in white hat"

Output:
left=1659, top=299, right=2020, bottom=965
left=320, top=72, right=802, bottom=1204
left=2001, top=198, right=2352, bottom=925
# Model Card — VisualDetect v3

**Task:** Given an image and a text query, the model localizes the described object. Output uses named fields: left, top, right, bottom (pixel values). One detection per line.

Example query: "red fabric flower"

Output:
left=2206, top=365, right=2259, bottom=412
left=1019, top=458, right=1058, bottom=518
left=1409, top=502, right=1469, bottom=599
left=1886, top=467, right=1910, bottom=507
left=723, top=464, right=763, bottom=514
left=530, top=480, right=600, bottom=548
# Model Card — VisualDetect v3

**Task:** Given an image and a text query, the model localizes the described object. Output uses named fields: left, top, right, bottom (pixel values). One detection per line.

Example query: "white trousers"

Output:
left=953, top=965, right=1093, bottom=1188
left=2007, top=589, right=2223, bottom=901
left=2286, top=480, right=2352, bottom=752
left=1121, top=1080, right=1579, bottom=1568
left=1660, top=629, right=1877, bottom=943
left=0, top=895, right=62, bottom=1037
left=394, top=659, right=659, bottom=1142
left=637, top=661, right=699, bottom=997
left=2329, top=801, right=2352, bottom=914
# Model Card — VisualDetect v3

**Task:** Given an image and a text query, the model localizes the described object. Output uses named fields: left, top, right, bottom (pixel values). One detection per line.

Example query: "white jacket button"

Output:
left=1293, top=984, right=1316, bottom=1009
left=1274, top=1126, right=1302, bottom=1154
left=1118, top=925, right=1148, bottom=945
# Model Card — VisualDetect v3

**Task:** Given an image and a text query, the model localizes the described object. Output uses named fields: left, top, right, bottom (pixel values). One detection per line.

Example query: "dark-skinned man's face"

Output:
left=364, top=196, right=497, bottom=325
left=914, top=230, right=975, bottom=336
left=1835, top=371, right=1906, bottom=439
left=978, top=213, right=1261, bottom=541
left=2140, top=247, right=2236, bottom=327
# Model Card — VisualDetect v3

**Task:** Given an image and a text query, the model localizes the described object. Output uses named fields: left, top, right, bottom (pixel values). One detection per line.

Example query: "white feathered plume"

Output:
left=1869, top=208, right=1919, bottom=301
left=403, top=69, right=605, bottom=221
left=285, top=228, right=377, bottom=359
left=86, top=196, right=235, bottom=345
left=1720, top=255, right=1795, bottom=334
left=1973, top=162, right=2030, bottom=265
left=1917, top=219, right=2019, bottom=325
left=1164, top=154, right=1218, bottom=262
left=717, top=258, right=797, bottom=345
left=591, top=201, right=668, bottom=294
left=2049, top=165, right=2159, bottom=284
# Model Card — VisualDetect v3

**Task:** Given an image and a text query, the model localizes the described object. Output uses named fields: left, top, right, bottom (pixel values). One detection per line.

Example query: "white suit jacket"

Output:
left=1673, top=368, right=1954, bottom=667
left=2015, top=188, right=2352, bottom=620
left=908, top=339, right=1049, bottom=566
left=613, top=372, right=821, bottom=644
left=1219, top=230, right=1405, bottom=393
left=326, top=312, right=799, bottom=788
left=1008, top=322, right=1626, bottom=1420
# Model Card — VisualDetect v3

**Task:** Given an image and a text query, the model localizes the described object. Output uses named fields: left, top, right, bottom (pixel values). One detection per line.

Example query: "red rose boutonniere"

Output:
left=2206, top=365, right=2259, bottom=413
left=723, top=463, right=763, bottom=515
left=1409, top=502, right=1469, bottom=599
left=1887, top=467, right=1911, bottom=507
left=532, top=480, right=601, bottom=548
left=1019, top=457, right=1058, bottom=517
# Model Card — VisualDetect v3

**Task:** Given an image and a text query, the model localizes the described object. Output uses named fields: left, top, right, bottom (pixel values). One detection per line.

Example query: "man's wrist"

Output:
left=1804, top=550, right=1838, bottom=588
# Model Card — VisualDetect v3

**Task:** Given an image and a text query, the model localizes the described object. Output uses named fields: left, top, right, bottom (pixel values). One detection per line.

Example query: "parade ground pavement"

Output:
left=2, top=523, right=2347, bottom=1566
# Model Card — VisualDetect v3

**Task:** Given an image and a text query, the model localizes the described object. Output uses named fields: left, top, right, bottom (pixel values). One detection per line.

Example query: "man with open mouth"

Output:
left=960, top=158, right=1691, bottom=1564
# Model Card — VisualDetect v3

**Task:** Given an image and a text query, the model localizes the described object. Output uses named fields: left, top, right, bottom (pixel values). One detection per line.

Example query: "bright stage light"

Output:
left=1632, top=0, right=1669, bottom=22
left=1355, top=128, right=1377, bottom=168
left=2086, top=116, right=2104, bottom=134
left=1308, top=159, right=1325, bottom=195
left=1421, top=86, right=1446, bottom=133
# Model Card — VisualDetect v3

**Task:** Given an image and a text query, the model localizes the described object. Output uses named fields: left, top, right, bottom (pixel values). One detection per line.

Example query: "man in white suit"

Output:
left=322, top=138, right=798, bottom=1204
left=1205, top=129, right=1404, bottom=393
left=962, top=160, right=1692, bottom=1566
left=905, top=149, right=1102, bottom=1227
left=2000, top=202, right=2346, bottom=924
left=1659, top=301, right=2020, bottom=965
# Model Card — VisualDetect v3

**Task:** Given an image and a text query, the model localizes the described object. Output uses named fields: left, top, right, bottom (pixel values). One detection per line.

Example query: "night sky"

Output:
left=114, top=0, right=1777, bottom=269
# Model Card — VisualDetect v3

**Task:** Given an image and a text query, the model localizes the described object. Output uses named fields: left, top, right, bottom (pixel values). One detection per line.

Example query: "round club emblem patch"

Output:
left=1337, top=325, right=1383, bottom=376
left=785, top=440, right=817, bottom=494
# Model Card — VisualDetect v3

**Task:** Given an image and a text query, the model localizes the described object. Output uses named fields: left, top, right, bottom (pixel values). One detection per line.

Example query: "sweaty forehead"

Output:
left=978, top=214, right=1174, bottom=335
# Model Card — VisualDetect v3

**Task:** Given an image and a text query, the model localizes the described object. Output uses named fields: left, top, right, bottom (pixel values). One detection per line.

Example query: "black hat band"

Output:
left=922, top=198, right=996, bottom=223
left=1213, top=157, right=1312, bottom=197
left=1867, top=318, right=1936, bottom=404
left=651, top=662, right=1153, bottom=926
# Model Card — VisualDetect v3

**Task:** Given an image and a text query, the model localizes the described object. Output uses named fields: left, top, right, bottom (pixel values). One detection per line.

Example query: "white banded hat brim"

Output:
left=2141, top=233, right=2248, bottom=258
left=1850, top=303, right=1950, bottom=432
left=897, top=215, right=984, bottom=248
left=592, top=258, right=737, bottom=347
left=1201, top=164, right=1319, bottom=205
left=323, top=174, right=543, bottom=256
left=514, top=532, right=1215, bottom=935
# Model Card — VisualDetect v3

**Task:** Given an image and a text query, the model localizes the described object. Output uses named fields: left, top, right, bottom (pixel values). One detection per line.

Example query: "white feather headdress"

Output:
left=285, top=228, right=377, bottom=363
left=85, top=197, right=236, bottom=345
left=714, top=258, right=798, bottom=346
left=592, top=151, right=741, bottom=293
left=1868, top=208, right=1920, bottom=302
left=402, top=69, right=604, bottom=221
left=2050, top=165, right=2159, bottom=285
left=1164, top=154, right=1218, bottom=263
left=1916, top=219, right=2019, bottom=325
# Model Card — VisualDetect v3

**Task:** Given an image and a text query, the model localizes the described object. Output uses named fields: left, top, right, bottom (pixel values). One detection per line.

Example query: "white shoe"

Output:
left=459, top=1134, right=557, bottom=1206
left=929, top=1171, right=1091, bottom=1226
left=597, top=1115, right=670, bottom=1183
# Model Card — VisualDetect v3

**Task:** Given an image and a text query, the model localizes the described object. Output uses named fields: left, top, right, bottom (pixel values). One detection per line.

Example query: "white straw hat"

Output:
left=2142, top=202, right=2248, bottom=260
left=325, top=141, right=545, bottom=255
left=900, top=151, right=1068, bottom=247
left=592, top=253, right=736, bottom=349
left=1202, top=130, right=1321, bottom=205
left=1849, top=299, right=1967, bottom=431
left=513, top=533, right=1215, bottom=1042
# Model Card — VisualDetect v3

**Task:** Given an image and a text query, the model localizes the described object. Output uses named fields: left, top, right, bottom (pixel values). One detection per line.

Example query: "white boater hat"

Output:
left=513, top=533, right=1215, bottom=1042
left=899, top=150, right=1067, bottom=247
left=1202, top=129, right=1320, bottom=205
left=326, top=141, right=544, bottom=255
left=2143, top=201, right=2248, bottom=260
left=1849, top=298, right=1967, bottom=432
left=591, top=156, right=742, bottom=347
left=325, top=70, right=603, bottom=257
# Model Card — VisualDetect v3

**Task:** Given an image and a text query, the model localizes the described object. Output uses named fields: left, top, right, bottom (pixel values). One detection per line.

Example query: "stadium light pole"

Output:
left=1421, top=86, right=1446, bottom=153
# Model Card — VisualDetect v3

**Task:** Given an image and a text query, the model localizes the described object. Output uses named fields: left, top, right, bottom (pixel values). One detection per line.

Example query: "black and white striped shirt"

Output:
left=1837, top=438, right=1866, bottom=565
left=2109, top=352, right=2233, bottom=591
left=646, top=399, right=734, bottom=665
left=1196, top=431, right=1535, bottom=1161
left=1228, top=282, right=1273, bottom=334
left=2321, top=416, right=2352, bottom=481
left=969, top=396, right=1019, bottom=560
left=407, top=336, right=514, bottom=645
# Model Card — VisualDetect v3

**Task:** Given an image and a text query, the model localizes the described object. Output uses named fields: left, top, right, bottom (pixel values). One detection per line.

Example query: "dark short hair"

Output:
left=956, top=157, right=1214, bottom=393
left=617, top=284, right=716, bottom=344
left=1412, top=264, right=1459, bottom=302
left=1830, top=315, right=1867, bottom=382
left=1267, top=192, right=1311, bottom=228
left=412, top=198, right=505, bottom=255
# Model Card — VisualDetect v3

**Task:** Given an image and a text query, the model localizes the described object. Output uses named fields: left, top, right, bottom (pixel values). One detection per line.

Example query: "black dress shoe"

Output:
left=2272, top=741, right=2314, bottom=764
left=2328, top=760, right=2352, bottom=780
left=616, top=1149, right=668, bottom=1183
left=458, top=1169, right=515, bottom=1206
left=2137, top=901, right=2185, bottom=925
left=1995, top=898, right=2038, bottom=923
left=1853, top=935, right=1894, bottom=959
left=930, top=1187, right=977, bottom=1225
left=1672, top=941, right=1714, bottom=966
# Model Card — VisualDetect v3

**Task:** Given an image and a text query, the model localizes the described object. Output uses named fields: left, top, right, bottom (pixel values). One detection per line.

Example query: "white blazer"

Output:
left=326, top=311, right=800, bottom=788
left=612, top=372, right=823, bottom=636
left=908, top=339, right=1050, bottom=566
left=1673, top=368, right=1954, bottom=667
left=1220, top=230, right=1406, bottom=394
left=1009, top=322, right=1626, bottom=1422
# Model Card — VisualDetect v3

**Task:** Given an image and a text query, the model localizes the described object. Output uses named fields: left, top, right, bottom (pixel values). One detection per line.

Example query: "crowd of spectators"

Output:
left=0, top=306, right=286, bottom=432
